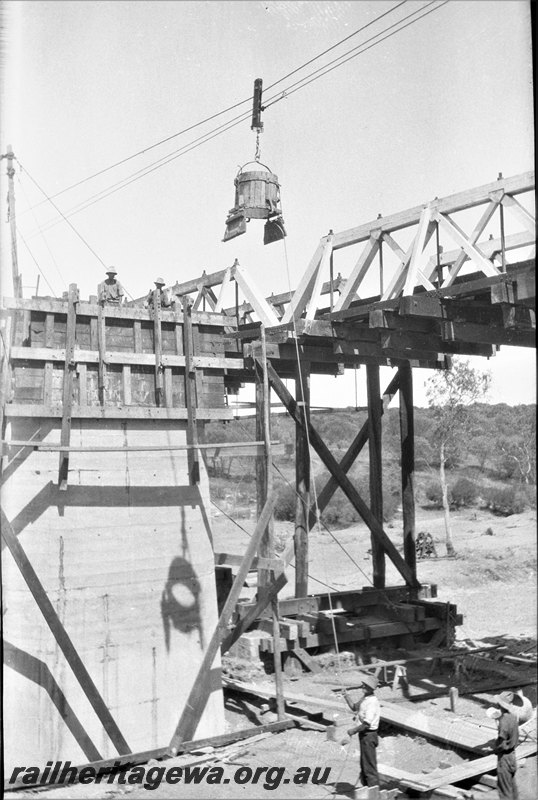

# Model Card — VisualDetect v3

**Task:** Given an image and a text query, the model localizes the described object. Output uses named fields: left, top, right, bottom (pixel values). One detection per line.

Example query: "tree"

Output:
left=426, top=358, right=490, bottom=555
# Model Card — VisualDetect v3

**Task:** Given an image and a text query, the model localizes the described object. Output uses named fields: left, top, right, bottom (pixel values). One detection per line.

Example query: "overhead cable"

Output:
left=26, top=2, right=446, bottom=238
left=23, top=1, right=409, bottom=209
left=263, top=0, right=447, bottom=109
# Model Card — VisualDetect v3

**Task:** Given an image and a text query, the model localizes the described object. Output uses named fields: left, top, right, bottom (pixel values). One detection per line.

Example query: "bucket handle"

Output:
left=236, top=160, right=273, bottom=177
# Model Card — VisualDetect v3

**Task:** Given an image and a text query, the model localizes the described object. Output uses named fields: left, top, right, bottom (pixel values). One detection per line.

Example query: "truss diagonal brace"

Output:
left=261, top=359, right=420, bottom=590
left=1, top=507, right=131, bottom=756
left=307, top=371, right=401, bottom=529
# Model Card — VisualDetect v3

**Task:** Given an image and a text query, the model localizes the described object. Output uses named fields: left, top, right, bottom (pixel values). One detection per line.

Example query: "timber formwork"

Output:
left=1, top=172, right=535, bottom=776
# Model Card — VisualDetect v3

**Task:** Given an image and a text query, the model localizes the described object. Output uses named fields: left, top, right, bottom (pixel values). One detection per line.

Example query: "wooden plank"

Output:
left=1, top=507, right=131, bottom=756
left=58, top=283, right=77, bottom=490
left=5, top=439, right=272, bottom=453
left=168, top=493, right=277, bottom=751
left=442, top=320, right=535, bottom=347
left=4, top=403, right=233, bottom=420
left=332, top=172, right=534, bottom=249
left=122, top=364, right=131, bottom=406
left=9, top=345, right=241, bottom=370
left=289, top=646, right=322, bottom=674
left=163, top=366, right=173, bottom=406
left=397, top=742, right=537, bottom=793
left=281, top=239, right=326, bottom=324
left=367, top=363, right=384, bottom=588
left=3, top=296, right=231, bottom=327
left=214, top=553, right=283, bottom=572
left=333, top=234, right=381, bottom=312
left=399, top=362, right=416, bottom=578
left=263, top=359, right=420, bottom=590
left=78, top=363, right=87, bottom=406
left=43, top=361, right=53, bottom=405
left=232, top=262, right=280, bottom=328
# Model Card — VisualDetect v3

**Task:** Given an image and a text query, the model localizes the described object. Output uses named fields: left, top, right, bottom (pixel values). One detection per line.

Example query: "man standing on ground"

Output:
left=98, top=268, right=124, bottom=305
left=494, top=692, right=519, bottom=800
left=343, top=675, right=380, bottom=787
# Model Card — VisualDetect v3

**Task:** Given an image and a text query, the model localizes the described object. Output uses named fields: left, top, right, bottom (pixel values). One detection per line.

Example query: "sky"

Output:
left=1, top=0, right=535, bottom=407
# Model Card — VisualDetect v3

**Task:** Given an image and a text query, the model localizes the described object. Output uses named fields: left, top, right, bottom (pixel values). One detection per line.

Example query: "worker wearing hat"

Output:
left=493, top=692, right=519, bottom=800
left=343, top=674, right=381, bottom=787
left=98, top=267, right=124, bottom=305
left=146, top=277, right=172, bottom=308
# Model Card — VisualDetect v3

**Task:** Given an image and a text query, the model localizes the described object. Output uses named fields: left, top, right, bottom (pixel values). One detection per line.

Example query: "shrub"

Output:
left=451, top=477, right=479, bottom=508
left=482, top=485, right=527, bottom=516
left=425, top=481, right=447, bottom=508
left=274, top=482, right=296, bottom=521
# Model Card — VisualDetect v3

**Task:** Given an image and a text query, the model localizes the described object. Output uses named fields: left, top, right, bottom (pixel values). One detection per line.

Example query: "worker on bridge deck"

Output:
left=98, top=267, right=124, bottom=305
left=146, top=277, right=173, bottom=308
left=343, top=674, right=380, bottom=788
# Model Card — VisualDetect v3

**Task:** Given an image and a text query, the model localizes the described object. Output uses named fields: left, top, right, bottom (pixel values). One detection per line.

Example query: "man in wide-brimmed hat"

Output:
left=343, top=674, right=381, bottom=787
left=493, top=691, right=519, bottom=800
left=98, top=267, right=124, bottom=305
left=146, top=277, right=172, bottom=308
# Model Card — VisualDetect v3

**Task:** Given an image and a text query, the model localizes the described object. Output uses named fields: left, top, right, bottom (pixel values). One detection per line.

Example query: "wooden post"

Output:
left=0, top=311, right=13, bottom=435
left=259, top=327, right=285, bottom=720
left=97, top=302, right=106, bottom=405
left=58, top=283, right=77, bottom=490
left=294, top=357, right=310, bottom=598
left=399, top=362, right=417, bottom=581
left=182, top=298, right=199, bottom=484
left=4, top=146, right=22, bottom=298
left=255, top=331, right=274, bottom=591
left=152, top=288, right=164, bottom=407
left=367, top=363, right=385, bottom=588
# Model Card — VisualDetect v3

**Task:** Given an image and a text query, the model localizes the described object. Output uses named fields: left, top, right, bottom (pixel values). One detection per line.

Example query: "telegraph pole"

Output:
left=1, top=145, right=22, bottom=297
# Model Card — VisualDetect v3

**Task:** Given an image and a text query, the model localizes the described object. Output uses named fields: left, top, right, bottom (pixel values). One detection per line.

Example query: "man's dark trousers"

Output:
left=359, top=730, right=379, bottom=786
left=497, top=752, right=518, bottom=800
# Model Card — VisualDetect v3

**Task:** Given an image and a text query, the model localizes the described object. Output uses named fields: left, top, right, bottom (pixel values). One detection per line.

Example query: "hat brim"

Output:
left=494, top=695, right=512, bottom=712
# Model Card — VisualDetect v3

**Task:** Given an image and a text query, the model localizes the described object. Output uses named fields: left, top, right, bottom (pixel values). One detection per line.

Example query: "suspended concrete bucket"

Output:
left=223, top=161, right=286, bottom=245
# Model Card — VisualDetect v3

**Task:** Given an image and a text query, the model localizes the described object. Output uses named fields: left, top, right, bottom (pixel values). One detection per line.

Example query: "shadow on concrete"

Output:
left=3, top=640, right=102, bottom=762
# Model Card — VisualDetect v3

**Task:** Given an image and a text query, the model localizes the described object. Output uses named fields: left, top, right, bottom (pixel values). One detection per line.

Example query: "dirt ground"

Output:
left=5, top=506, right=536, bottom=800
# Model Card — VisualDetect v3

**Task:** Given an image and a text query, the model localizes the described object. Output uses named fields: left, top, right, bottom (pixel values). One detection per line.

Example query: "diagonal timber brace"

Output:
left=259, top=358, right=421, bottom=590
left=307, top=371, right=401, bottom=529
left=1, top=507, right=131, bottom=756
left=169, top=493, right=284, bottom=752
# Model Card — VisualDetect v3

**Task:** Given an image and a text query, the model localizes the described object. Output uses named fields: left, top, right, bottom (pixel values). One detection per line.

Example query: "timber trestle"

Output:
left=1, top=172, right=535, bottom=780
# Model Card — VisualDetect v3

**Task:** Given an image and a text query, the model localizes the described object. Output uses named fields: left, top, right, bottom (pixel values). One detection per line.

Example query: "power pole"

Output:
left=1, top=145, right=22, bottom=297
